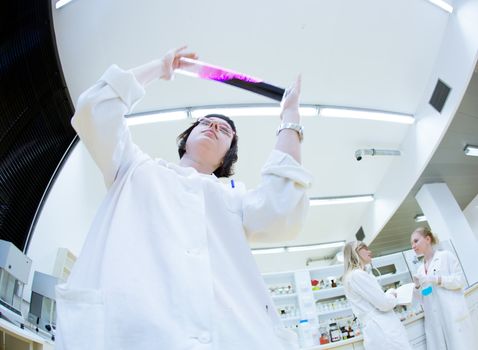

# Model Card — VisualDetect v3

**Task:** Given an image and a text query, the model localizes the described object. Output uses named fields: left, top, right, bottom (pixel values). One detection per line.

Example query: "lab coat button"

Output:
left=186, top=248, right=201, bottom=255
left=198, top=332, right=211, bottom=344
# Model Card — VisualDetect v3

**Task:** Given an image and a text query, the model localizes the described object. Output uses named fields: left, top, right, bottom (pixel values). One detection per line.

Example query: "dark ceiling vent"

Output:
left=429, top=79, right=451, bottom=113
left=355, top=227, right=365, bottom=241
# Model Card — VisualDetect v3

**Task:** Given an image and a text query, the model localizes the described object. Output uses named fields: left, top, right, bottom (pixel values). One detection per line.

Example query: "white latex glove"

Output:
left=156, top=46, right=198, bottom=80
left=414, top=274, right=439, bottom=287
left=131, top=46, right=197, bottom=86
left=412, top=275, right=421, bottom=288
left=280, top=75, right=301, bottom=124
left=385, top=288, right=397, bottom=297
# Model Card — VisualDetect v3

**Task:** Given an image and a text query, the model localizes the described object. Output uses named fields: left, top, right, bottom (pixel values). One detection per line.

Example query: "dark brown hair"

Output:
left=176, top=114, right=238, bottom=178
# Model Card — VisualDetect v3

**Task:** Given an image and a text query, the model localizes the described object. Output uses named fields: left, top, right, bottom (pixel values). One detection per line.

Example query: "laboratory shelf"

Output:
left=316, top=306, right=353, bottom=319
left=312, top=286, right=345, bottom=300
left=271, top=292, right=298, bottom=300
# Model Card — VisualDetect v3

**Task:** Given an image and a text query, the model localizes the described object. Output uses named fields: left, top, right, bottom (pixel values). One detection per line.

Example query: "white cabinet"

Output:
left=263, top=251, right=424, bottom=349
left=263, top=271, right=300, bottom=334
left=52, top=248, right=76, bottom=281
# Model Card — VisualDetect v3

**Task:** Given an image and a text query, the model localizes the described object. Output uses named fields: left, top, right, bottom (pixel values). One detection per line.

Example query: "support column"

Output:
left=415, top=183, right=478, bottom=285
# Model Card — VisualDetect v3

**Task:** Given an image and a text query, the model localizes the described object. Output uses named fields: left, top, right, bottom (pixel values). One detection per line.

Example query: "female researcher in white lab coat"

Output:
left=411, top=227, right=477, bottom=350
left=55, top=47, right=312, bottom=350
left=343, top=241, right=412, bottom=350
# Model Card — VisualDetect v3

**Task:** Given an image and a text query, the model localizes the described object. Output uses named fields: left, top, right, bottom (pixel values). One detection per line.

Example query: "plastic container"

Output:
left=299, top=319, right=315, bottom=347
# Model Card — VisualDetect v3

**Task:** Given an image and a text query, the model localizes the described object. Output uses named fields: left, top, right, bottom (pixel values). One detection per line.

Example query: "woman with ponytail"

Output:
left=342, top=241, right=412, bottom=350
left=411, top=227, right=477, bottom=350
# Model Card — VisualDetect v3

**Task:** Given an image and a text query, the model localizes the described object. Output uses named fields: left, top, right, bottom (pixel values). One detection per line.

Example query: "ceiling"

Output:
left=370, top=69, right=478, bottom=256
left=47, top=0, right=478, bottom=269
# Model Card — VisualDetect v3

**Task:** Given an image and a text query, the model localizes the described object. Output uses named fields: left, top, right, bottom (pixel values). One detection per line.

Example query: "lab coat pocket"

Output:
left=454, top=304, right=470, bottom=323
left=56, top=284, right=105, bottom=350
left=274, top=326, right=300, bottom=350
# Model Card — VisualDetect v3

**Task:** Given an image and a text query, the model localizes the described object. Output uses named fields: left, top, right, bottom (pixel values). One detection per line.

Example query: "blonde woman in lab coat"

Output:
left=343, top=241, right=412, bottom=350
left=411, top=227, right=477, bottom=350
left=55, top=47, right=311, bottom=350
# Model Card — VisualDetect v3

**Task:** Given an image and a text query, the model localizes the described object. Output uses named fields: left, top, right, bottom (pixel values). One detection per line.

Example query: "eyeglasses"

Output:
left=355, top=244, right=368, bottom=253
left=197, top=118, right=235, bottom=138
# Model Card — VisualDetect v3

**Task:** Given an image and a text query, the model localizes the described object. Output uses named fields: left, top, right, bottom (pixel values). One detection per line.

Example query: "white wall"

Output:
left=24, top=142, right=106, bottom=301
left=464, top=193, right=478, bottom=240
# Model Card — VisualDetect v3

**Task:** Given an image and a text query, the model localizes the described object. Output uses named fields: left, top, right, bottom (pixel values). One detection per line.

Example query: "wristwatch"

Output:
left=276, top=122, right=304, bottom=142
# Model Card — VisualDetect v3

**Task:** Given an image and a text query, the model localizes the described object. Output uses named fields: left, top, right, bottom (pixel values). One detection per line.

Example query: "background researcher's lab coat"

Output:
left=344, top=269, right=412, bottom=350
left=415, top=249, right=477, bottom=350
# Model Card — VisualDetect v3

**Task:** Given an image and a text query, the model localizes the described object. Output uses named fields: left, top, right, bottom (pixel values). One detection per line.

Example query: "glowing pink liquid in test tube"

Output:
left=177, top=57, right=262, bottom=83
left=176, top=57, right=285, bottom=102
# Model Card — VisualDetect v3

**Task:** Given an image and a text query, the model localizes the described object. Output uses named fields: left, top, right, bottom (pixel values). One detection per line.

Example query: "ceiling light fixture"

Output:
left=126, top=110, right=188, bottom=126
left=124, top=104, right=414, bottom=125
left=251, top=247, right=286, bottom=255
left=426, top=0, right=453, bottom=13
left=464, top=145, right=478, bottom=157
left=190, top=105, right=318, bottom=119
left=414, top=214, right=427, bottom=222
left=287, top=241, right=345, bottom=252
left=55, top=0, right=75, bottom=9
left=319, top=107, right=414, bottom=124
left=309, top=195, right=374, bottom=206
left=251, top=241, right=345, bottom=255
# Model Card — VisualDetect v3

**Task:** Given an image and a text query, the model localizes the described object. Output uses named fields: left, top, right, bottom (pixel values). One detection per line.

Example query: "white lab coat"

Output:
left=414, top=249, right=477, bottom=350
left=344, top=269, right=412, bottom=350
left=55, top=65, right=312, bottom=350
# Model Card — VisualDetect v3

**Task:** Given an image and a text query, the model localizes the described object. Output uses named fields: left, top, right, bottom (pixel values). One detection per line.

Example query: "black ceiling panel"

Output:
left=0, top=0, right=76, bottom=251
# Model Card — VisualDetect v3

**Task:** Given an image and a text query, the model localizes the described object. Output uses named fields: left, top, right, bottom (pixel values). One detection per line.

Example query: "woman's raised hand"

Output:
left=280, top=75, right=301, bottom=124
left=159, top=46, right=198, bottom=80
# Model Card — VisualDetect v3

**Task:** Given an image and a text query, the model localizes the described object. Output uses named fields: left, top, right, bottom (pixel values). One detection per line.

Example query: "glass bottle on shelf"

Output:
left=319, top=325, right=330, bottom=344
left=329, top=322, right=341, bottom=342
left=347, top=320, right=355, bottom=338
left=299, top=319, right=315, bottom=347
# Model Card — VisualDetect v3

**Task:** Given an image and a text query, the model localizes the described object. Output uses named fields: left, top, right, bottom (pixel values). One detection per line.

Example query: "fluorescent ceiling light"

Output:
left=251, top=242, right=345, bottom=255
left=319, top=107, right=414, bottom=124
left=309, top=195, right=374, bottom=206
left=190, top=106, right=317, bottom=119
left=427, top=0, right=453, bottom=13
left=55, top=0, right=75, bottom=9
left=414, top=214, right=427, bottom=223
left=251, top=247, right=286, bottom=255
left=287, top=241, right=345, bottom=252
left=126, top=111, right=188, bottom=126
left=464, top=145, right=478, bottom=157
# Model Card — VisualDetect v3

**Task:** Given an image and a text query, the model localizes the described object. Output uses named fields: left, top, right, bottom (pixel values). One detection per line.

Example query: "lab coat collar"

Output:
left=158, top=159, right=219, bottom=181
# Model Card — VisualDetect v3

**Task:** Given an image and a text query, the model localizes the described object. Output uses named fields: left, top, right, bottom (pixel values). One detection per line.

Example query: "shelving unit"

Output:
left=316, top=307, right=352, bottom=318
left=271, top=293, right=298, bottom=300
left=263, top=251, right=421, bottom=349
left=312, top=287, right=345, bottom=300
left=263, top=271, right=300, bottom=328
